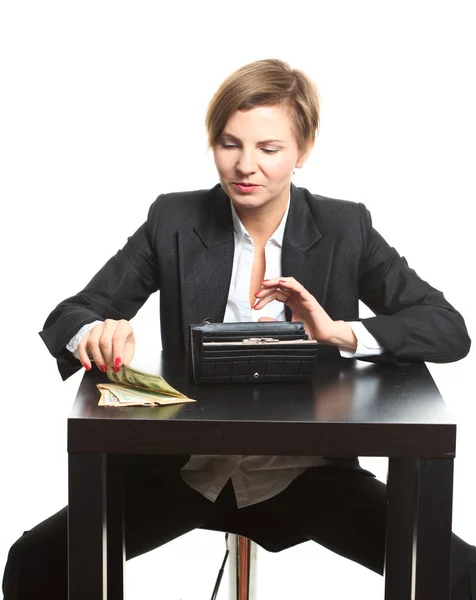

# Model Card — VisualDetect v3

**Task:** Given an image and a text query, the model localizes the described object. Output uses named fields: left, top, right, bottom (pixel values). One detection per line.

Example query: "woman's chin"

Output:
left=230, top=196, right=264, bottom=212
left=225, top=187, right=266, bottom=209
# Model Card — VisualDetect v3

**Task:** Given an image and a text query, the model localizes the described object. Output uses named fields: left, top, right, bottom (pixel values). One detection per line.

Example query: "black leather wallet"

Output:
left=189, top=321, right=319, bottom=384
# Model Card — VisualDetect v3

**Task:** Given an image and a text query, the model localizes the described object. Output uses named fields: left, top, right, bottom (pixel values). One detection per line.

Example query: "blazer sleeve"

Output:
left=357, top=204, right=471, bottom=364
left=39, top=203, right=160, bottom=380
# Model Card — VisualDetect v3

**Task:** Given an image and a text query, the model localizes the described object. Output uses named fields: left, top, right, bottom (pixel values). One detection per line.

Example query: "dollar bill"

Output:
left=96, top=364, right=194, bottom=407
left=107, top=364, right=186, bottom=398
left=97, top=383, right=194, bottom=406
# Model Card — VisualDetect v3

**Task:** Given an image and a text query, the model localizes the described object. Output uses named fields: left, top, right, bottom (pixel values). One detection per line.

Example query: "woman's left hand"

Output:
left=253, top=277, right=357, bottom=350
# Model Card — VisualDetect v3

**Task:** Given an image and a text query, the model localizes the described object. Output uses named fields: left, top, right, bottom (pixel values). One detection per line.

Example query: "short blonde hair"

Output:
left=205, top=59, right=320, bottom=154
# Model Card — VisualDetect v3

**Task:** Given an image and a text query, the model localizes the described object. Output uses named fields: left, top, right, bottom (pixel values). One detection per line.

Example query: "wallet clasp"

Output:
left=242, top=337, right=280, bottom=344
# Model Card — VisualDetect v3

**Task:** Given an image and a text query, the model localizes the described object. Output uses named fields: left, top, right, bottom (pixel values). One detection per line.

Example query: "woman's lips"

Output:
left=232, top=183, right=261, bottom=193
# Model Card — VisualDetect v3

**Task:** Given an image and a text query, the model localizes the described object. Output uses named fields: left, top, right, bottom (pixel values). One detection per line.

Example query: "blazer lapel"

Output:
left=282, top=185, right=335, bottom=319
left=178, top=184, right=336, bottom=338
left=178, top=186, right=234, bottom=343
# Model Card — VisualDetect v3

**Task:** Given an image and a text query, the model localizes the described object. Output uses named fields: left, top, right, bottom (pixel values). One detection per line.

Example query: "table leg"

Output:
left=384, top=457, right=418, bottom=600
left=106, top=455, right=125, bottom=600
left=413, top=458, right=454, bottom=600
left=384, top=457, right=454, bottom=600
left=68, top=453, right=107, bottom=600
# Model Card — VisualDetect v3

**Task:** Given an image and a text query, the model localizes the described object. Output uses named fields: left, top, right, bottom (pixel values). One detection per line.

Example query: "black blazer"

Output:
left=40, top=184, right=471, bottom=380
left=39, top=184, right=471, bottom=550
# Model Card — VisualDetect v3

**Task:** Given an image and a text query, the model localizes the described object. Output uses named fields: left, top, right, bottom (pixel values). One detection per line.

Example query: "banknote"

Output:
left=97, top=383, right=195, bottom=407
left=107, top=364, right=186, bottom=397
left=96, top=364, right=195, bottom=407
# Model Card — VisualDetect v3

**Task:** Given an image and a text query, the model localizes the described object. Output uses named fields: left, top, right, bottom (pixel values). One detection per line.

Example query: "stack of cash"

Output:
left=97, top=364, right=195, bottom=407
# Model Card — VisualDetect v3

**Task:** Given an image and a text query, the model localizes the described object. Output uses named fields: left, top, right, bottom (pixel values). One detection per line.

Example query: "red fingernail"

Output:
left=115, top=357, right=122, bottom=367
left=84, top=363, right=91, bottom=371
left=100, top=365, right=107, bottom=372
left=262, top=279, right=269, bottom=282
left=254, top=291, right=261, bottom=297
left=112, top=366, right=120, bottom=373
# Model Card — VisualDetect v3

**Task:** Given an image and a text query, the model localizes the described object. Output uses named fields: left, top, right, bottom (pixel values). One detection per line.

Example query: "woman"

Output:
left=3, top=59, right=474, bottom=598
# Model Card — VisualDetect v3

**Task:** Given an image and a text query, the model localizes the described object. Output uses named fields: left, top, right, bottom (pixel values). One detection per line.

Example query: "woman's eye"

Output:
left=219, top=142, right=279, bottom=154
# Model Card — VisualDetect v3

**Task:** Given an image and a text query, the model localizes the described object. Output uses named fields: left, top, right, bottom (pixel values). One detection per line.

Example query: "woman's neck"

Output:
left=235, top=200, right=288, bottom=246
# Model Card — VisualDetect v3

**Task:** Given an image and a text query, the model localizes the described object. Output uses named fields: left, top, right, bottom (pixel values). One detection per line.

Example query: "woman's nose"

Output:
left=235, top=151, right=257, bottom=175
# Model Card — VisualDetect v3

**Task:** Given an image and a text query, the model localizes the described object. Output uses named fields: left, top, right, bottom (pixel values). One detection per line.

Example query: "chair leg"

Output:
left=237, top=536, right=251, bottom=600
left=228, top=535, right=257, bottom=600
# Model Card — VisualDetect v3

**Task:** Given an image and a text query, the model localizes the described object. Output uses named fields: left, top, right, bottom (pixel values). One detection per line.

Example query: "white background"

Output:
left=1, top=1, right=475, bottom=598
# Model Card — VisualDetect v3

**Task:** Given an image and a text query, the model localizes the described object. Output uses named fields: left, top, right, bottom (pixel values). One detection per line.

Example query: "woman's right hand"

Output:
left=77, top=319, right=135, bottom=373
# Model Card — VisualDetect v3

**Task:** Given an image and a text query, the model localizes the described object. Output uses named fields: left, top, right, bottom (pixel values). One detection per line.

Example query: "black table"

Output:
left=68, top=353, right=456, bottom=600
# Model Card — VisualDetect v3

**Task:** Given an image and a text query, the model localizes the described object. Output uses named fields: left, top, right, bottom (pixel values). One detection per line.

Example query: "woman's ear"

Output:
left=295, top=138, right=315, bottom=169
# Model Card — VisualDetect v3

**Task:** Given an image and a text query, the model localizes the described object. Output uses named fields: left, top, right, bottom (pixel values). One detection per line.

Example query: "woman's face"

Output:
left=213, top=104, right=310, bottom=216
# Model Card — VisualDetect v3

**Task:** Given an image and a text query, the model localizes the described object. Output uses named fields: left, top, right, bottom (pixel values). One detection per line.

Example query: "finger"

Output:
left=253, top=289, right=290, bottom=310
left=85, top=323, right=108, bottom=372
left=123, top=340, right=135, bottom=366
left=98, top=319, right=120, bottom=369
left=277, top=277, right=306, bottom=294
left=111, top=320, right=135, bottom=369
left=258, top=316, right=279, bottom=322
left=259, top=276, right=299, bottom=288
left=278, top=278, right=321, bottom=307
left=259, top=278, right=282, bottom=289
left=258, top=277, right=305, bottom=300
left=77, top=329, right=93, bottom=371
left=250, top=279, right=278, bottom=300
left=254, top=285, right=290, bottom=303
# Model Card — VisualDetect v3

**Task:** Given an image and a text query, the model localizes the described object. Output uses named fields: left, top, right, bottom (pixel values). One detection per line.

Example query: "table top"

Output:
left=68, top=351, right=456, bottom=458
